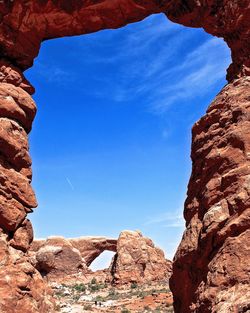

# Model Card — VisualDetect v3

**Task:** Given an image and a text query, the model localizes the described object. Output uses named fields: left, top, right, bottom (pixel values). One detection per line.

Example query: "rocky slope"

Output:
left=30, top=231, right=172, bottom=286
left=0, top=1, right=249, bottom=312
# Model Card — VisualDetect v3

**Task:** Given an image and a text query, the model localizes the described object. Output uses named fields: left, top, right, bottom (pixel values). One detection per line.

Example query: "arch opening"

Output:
left=89, top=250, right=116, bottom=272
left=0, top=1, right=247, bottom=312
left=25, top=14, right=231, bottom=263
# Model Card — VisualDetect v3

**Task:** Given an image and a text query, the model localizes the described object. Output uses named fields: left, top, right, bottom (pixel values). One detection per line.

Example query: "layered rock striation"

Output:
left=0, top=1, right=249, bottom=312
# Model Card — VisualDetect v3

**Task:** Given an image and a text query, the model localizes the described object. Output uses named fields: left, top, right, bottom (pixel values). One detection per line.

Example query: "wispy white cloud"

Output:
left=32, top=61, right=76, bottom=86
left=140, top=37, right=230, bottom=113
left=75, top=15, right=230, bottom=113
left=144, top=205, right=185, bottom=228
left=31, top=13, right=231, bottom=112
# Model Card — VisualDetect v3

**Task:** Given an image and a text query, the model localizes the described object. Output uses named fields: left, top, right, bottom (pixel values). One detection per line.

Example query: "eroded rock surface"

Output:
left=0, top=232, right=54, bottom=313
left=30, top=236, right=117, bottom=282
left=30, top=232, right=172, bottom=285
left=0, top=62, right=54, bottom=312
left=110, top=230, right=172, bottom=285
left=170, top=77, right=250, bottom=313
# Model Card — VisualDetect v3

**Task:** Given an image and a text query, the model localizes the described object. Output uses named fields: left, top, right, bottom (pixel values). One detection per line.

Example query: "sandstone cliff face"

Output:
left=110, top=230, right=172, bottom=285
left=30, top=232, right=172, bottom=285
left=0, top=1, right=249, bottom=312
left=0, top=63, right=54, bottom=312
left=170, top=76, right=250, bottom=313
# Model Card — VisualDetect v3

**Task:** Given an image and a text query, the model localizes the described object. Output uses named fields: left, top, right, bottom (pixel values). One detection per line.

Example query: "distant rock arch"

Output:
left=30, top=231, right=172, bottom=285
left=30, top=236, right=117, bottom=280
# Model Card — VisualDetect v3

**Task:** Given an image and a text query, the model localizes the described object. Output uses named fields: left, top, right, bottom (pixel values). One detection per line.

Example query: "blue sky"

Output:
left=25, top=13, right=230, bottom=266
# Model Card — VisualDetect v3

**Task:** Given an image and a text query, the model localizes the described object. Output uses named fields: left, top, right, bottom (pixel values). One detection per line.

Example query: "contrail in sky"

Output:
left=66, top=177, right=74, bottom=190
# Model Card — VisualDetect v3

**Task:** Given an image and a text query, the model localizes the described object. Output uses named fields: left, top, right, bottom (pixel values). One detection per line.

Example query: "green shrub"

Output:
left=90, top=284, right=100, bottom=292
left=121, top=308, right=131, bottom=313
left=73, top=283, right=86, bottom=292
left=98, top=282, right=107, bottom=289
left=83, top=304, right=92, bottom=311
left=153, top=307, right=162, bottom=313
left=108, top=288, right=116, bottom=296
left=73, top=294, right=80, bottom=302
left=91, top=278, right=97, bottom=284
left=108, top=288, right=119, bottom=300
left=94, top=295, right=105, bottom=302
left=138, top=291, right=147, bottom=298
left=130, top=282, right=138, bottom=289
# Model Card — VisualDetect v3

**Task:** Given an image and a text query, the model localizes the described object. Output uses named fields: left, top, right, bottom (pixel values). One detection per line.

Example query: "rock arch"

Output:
left=29, top=236, right=117, bottom=280
left=0, top=1, right=249, bottom=312
left=30, top=231, right=172, bottom=285
left=69, top=237, right=117, bottom=267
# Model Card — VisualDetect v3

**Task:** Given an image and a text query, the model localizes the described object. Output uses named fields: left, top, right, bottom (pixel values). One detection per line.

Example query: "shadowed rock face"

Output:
left=0, top=1, right=249, bottom=312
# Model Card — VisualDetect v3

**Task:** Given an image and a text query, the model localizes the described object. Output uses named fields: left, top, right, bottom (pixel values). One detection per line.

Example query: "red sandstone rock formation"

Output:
left=30, top=236, right=117, bottom=282
left=30, top=237, right=88, bottom=281
left=170, top=77, right=250, bottom=313
left=0, top=233, right=54, bottom=313
left=70, top=236, right=117, bottom=267
left=110, top=230, right=172, bottom=285
left=0, top=63, right=54, bottom=312
left=164, top=2, right=250, bottom=312
left=0, top=1, right=249, bottom=312
left=30, top=232, right=171, bottom=285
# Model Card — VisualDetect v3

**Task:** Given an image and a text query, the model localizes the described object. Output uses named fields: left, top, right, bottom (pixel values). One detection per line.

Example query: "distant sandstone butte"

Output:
left=110, top=230, right=172, bottom=285
left=0, top=1, right=249, bottom=312
left=30, top=231, right=172, bottom=284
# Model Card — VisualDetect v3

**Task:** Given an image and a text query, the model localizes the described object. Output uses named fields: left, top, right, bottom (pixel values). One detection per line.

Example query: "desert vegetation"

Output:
left=53, top=278, right=173, bottom=312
